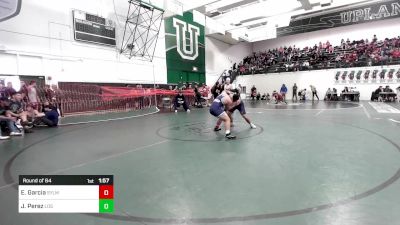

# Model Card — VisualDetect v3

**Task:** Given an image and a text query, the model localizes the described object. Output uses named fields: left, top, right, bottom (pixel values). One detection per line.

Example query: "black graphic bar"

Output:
left=19, top=175, right=113, bottom=185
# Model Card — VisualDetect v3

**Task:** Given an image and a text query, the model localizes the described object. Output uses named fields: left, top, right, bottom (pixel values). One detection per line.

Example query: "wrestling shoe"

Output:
left=225, top=133, right=236, bottom=139
left=10, top=132, right=22, bottom=136
left=0, top=135, right=10, bottom=140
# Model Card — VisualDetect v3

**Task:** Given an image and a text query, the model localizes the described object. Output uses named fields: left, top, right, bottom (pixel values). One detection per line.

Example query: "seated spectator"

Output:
left=0, top=97, right=22, bottom=139
left=261, top=93, right=270, bottom=101
left=372, top=86, right=384, bottom=101
left=397, top=86, right=400, bottom=103
left=6, top=92, right=33, bottom=133
left=384, top=85, right=393, bottom=93
left=325, top=88, right=332, bottom=101
left=256, top=92, right=261, bottom=100
left=38, top=101, right=59, bottom=127
left=174, top=89, right=190, bottom=113
left=26, top=104, right=45, bottom=125
left=383, top=85, right=394, bottom=102
left=300, top=89, right=307, bottom=101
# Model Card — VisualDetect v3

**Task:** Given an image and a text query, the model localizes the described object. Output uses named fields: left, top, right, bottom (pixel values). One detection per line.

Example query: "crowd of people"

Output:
left=0, top=81, right=61, bottom=140
left=234, top=35, right=400, bottom=75
left=248, top=83, right=321, bottom=103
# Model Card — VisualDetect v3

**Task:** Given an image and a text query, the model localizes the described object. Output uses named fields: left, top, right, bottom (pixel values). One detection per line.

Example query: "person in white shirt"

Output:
left=224, top=78, right=233, bottom=93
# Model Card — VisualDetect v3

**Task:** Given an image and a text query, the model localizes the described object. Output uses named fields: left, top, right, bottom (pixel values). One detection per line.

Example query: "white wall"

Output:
left=0, top=0, right=167, bottom=85
left=253, top=17, right=400, bottom=51
left=236, top=66, right=400, bottom=101
left=205, top=37, right=252, bottom=86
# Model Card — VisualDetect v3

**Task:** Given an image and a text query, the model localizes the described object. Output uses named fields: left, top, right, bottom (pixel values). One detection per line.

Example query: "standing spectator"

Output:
left=0, top=83, right=6, bottom=98
left=292, top=83, right=298, bottom=102
left=19, top=80, right=29, bottom=103
left=211, top=82, right=220, bottom=99
left=52, top=84, right=64, bottom=116
left=200, top=84, right=211, bottom=107
left=250, top=85, right=257, bottom=100
left=310, top=85, right=319, bottom=101
left=280, top=84, right=288, bottom=102
left=27, top=81, right=40, bottom=108
left=44, top=85, right=55, bottom=102
left=223, top=78, right=233, bottom=92
left=5, top=82, right=16, bottom=98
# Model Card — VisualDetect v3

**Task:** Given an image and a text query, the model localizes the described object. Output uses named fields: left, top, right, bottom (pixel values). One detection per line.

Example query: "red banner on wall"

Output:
left=100, top=86, right=195, bottom=100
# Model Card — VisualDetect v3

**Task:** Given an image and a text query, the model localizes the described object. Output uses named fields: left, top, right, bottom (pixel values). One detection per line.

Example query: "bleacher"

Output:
left=235, top=36, right=400, bottom=76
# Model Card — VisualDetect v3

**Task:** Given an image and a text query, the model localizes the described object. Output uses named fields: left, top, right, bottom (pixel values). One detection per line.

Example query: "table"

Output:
left=379, top=92, right=397, bottom=102
left=19, top=175, right=114, bottom=213
left=341, top=92, right=360, bottom=101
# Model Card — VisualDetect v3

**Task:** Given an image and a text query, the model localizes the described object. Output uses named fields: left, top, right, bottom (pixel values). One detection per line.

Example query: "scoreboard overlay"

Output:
left=18, top=175, right=114, bottom=213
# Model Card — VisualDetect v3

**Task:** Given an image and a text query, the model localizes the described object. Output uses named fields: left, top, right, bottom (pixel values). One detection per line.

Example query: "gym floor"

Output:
left=0, top=101, right=400, bottom=225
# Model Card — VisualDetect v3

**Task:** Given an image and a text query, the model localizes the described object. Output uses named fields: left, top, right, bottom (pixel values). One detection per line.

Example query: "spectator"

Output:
left=300, top=89, right=307, bottom=101
left=26, top=104, right=45, bottom=125
left=52, top=84, right=64, bottom=117
left=224, top=78, right=233, bottom=92
left=27, top=81, right=40, bottom=108
left=211, top=82, right=221, bottom=99
left=0, top=83, right=6, bottom=98
left=5, top=82, right=16, bottom=98
left=280, top=84, right=288, bottom=102
left=397, top=86, right=400, bottom=103
left=174, top=89, right=190, bottom=113
left=372, top=86, right=383, bottom=101
left=310, top=85, right=319, bottom=101
left=6, top=92, right=33, bottom=133
left=384, top=85, right=393, bottom=93
left=41, top=101, right=59, bottom=127
left=325, top=88, right=332, bottom=101
left=372, top=34, right=378, bottom=43
left=19, top=80, right=29, bottom=103
left=0, top=97, right=22, bottom=138
left=250, top=85, right=257, bottom=100
left=44, top=85, right=55, bottom=102
left=292, top=83, right=298, bottom=101
left=256, top=92, right=261, bottom=100
left=193, top=84, right=203, bottom=108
